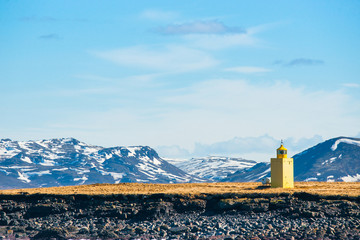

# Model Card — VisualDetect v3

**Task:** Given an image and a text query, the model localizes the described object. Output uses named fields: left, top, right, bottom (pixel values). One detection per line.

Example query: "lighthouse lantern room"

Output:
left=271, top=141, right=294, bottom=188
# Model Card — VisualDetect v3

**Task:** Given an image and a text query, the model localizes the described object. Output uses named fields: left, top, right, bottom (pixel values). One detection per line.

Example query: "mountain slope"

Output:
left=222, top=137, right=360, bottom=182
left=294, top=137, right=360, bottom=181
left=167, top=156, right=256, bottom=181
left=221, top=162, right=270, bottom=182
left=0, top=138, right=203, bottom=189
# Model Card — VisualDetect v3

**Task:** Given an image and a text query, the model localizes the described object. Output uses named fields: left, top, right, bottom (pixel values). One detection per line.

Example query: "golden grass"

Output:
left=0, top=182, right=359, bottom=197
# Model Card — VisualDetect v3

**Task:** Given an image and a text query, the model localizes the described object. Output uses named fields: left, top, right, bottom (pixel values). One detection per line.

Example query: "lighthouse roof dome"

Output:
left=277, top=144, right=287, bottom=151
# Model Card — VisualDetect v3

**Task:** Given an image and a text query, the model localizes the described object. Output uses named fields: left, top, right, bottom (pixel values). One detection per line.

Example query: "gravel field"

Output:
left=0, top=188, right=359, bottom=239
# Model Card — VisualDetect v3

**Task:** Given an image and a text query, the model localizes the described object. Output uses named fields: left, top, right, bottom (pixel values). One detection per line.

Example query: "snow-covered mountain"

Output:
left=0, top=138, right=203, bottom=189
left=221, top=162, right=270, bottom=182
left=167, top=156, right=256, bottom=181
left=294, top=136, right=360, bottom=182
left=222, top=137, right=360, bottom=182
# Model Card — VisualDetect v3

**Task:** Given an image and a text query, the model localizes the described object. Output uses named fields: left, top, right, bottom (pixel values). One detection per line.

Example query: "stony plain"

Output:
left=0, top=182, right=359, bottom=239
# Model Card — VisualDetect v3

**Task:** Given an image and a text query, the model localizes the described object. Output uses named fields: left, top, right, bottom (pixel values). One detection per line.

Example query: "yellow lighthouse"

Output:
left=271, top=141, right=294, bottom=188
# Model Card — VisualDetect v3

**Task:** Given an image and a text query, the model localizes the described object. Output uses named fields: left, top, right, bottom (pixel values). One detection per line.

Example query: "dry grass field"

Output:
left=0, top=182, right=359, bottom=197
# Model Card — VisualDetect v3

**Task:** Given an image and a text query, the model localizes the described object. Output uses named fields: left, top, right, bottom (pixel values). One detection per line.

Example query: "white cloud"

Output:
left=275, top=58, right=325, bottom=67
left=155, top=145, right=191, bottom=159
left=55, top=88, right=116, bottom=96
left=74, top=73, right=163, bottom=84
left=92, top=45, right=219, bottom=73
left=55, top=79, right=358, bottom=156
left=224, top=66, right=272, bottom=74
left=180, top=23, right=272, bottom=50
left=38, top=33, right=61, bottom=40
left=156, top=20, right=245, bottom=35
left=140, top=9, right=178, bottom=21
left=343, top=83, right=360, bottom=88
left=183, top=32, right=258, bottom=50
left=158, top=79, right=360, bottom=146
left=155, top=135, right=324, bottom=161
left=286, top=58, right=324, bottom=66
left=14, top=79, right=359, bottom=161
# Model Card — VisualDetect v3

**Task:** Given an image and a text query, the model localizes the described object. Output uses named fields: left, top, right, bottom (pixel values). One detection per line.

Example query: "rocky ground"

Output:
left=0, top=192, right=359, bottom=239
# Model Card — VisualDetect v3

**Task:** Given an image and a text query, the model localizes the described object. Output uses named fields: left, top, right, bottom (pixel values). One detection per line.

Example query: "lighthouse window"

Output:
left=278, top=150, right=287, bottom=154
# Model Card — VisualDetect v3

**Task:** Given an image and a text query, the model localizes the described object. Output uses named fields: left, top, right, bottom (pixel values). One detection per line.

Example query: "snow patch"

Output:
left=127, top=147, right=141, bottom=157
left=21, top=156, right=32, bottom=164
left=163, top=158, right=187, bottom=164
left=17, top=171, right=31, bottom=183
left=27, top=170, right=51, bottom=176
left=173, top=156, right=256, bottom=181
left=21, top=168, right=36, bottom=172
left=304, top=177, right=318, bottom=182
left=82, top=146, right=101, bottom=155
left=0, top=148, right=20, bottom=159
left=322, top=157, right=337, bottom=165
left=74, top=175, right=88, bottom=182
left=40, top=159, right=56, bottom=166
left=108, top=172, right=125, bottom=180
left=4, top=166, right=33, bottom=169
left=0, top=169, right=10, bottom=175
left=35, top=141, right=49, bottom=149
left=327, top=175, right=335, bottom=182
left=341, top=174, right=360, bottom=182
left=331, top=138, right=360, bottom=151
left=152, top=157, right=162, bottom=165
left=99, top=171, right=126, bottom=183
left=44, top=152, right=60, bottom=160
left=52, top=168, right=68, bottom=171
left=75, top=168, right=90, bottom=174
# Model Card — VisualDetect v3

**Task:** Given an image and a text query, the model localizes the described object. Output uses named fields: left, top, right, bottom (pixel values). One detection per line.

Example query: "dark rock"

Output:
left=269, top=198, right=289, bottom=210
left=122, top=225, right=134, bottom=233
left=137, top=201, right=173, bottom=220
left=191, top=226, right=201, bottom=233
left=170, top=226, right=189, bottom=234
left=78, top=227, right=89, bottom=234
left=0, top=218, right=10, bottom=226
left=0, top=192, right=359, bottom=239
left=174, top=198, right=206, bottom=212
left=32, top=228, right=68, bottom=240
left=135, top=226, right=146, bottom=234
left=24, top=204, right=66, bottom=219
left=98, top=230, right=119, bottom=239
left=160, top=224, right=170, bottom=231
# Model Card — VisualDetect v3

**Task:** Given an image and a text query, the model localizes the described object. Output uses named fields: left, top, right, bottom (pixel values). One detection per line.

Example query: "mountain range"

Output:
left=0, top=136, right=359, bottom=189
left=222, top=137, right=360, bottom=182
left=0, top=138, right=203, bottom=189
left=167, top=156, right=256, bottom=181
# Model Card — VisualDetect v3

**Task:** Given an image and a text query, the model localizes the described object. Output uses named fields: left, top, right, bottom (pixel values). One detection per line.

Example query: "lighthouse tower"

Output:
left=271, top=141, right=294, bottom=188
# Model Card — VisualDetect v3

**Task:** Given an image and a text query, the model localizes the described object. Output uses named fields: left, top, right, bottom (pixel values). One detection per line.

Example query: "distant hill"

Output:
left=222, top=137, right=360, bottom=182
left=0, top=138, right=204, bottom=189
left=167, top=156, right=256, bottom=181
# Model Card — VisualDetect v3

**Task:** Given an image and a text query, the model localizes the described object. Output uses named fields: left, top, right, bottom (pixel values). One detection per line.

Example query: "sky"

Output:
left=1, top=0, right=360, bottom=161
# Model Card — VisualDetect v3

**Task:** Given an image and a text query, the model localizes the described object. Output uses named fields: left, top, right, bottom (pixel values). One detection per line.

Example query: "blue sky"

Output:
left=1, top=0, right=360, bottom=161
